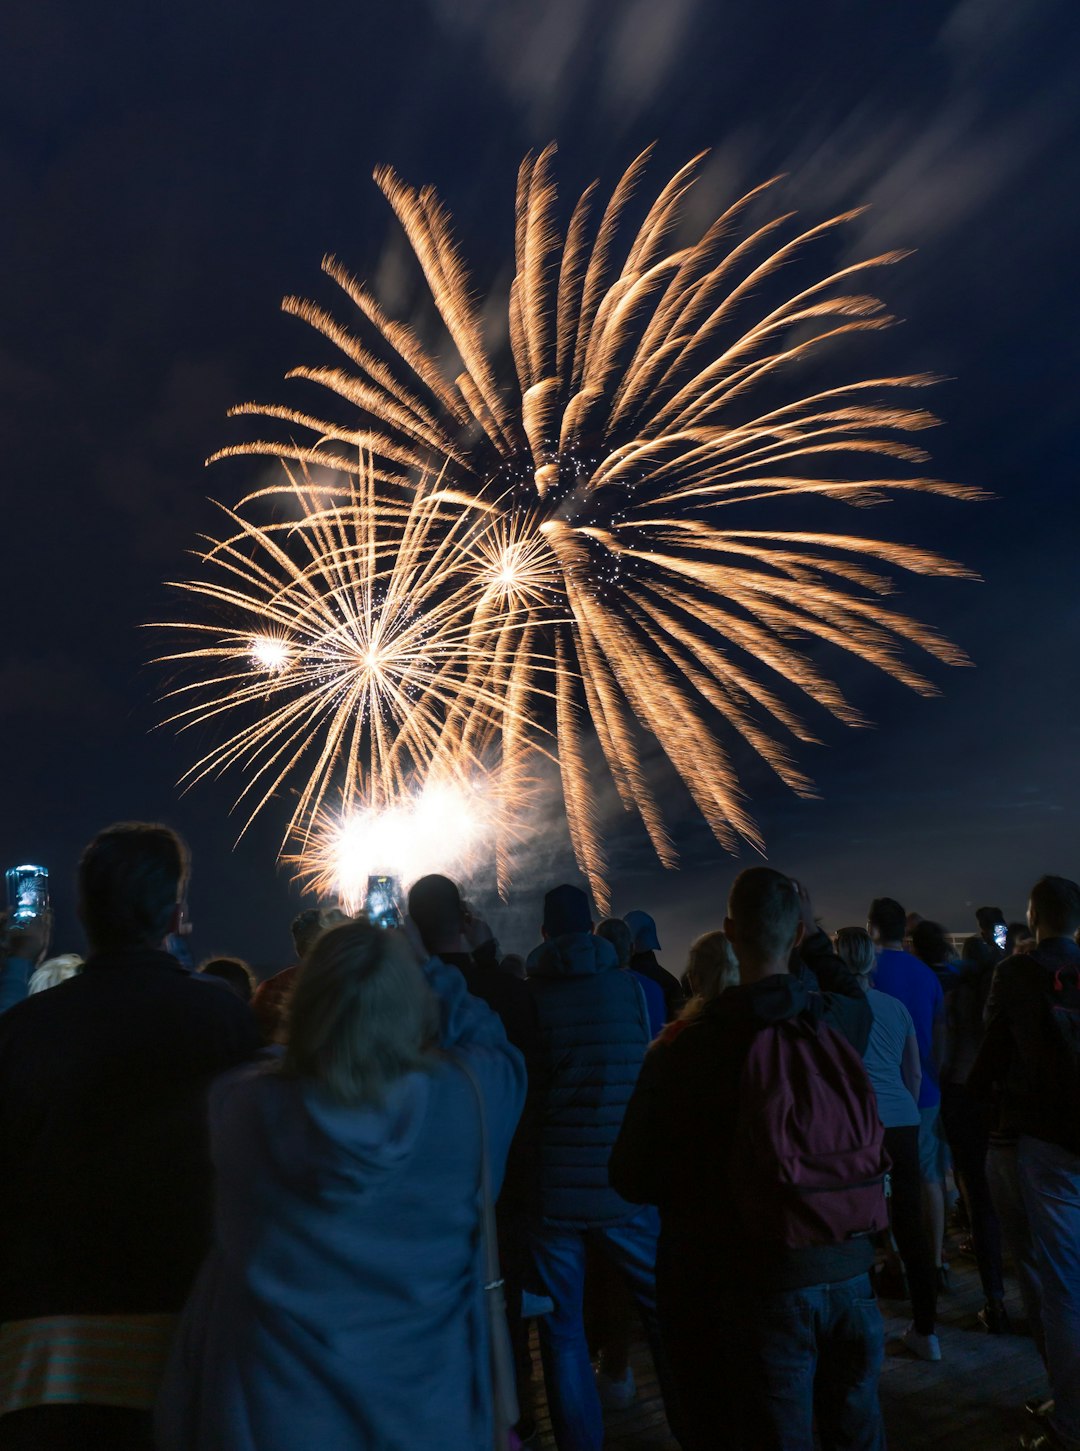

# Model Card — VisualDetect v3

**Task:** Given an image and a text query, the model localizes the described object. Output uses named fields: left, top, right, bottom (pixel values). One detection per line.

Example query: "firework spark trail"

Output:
left=162, top=144, right=981, bottom=910
left=153, top=462, right=545, bottom=850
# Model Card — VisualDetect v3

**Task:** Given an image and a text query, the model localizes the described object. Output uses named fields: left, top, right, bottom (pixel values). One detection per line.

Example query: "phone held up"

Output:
left=364, top=874, right=403, bottom=930
left=6, top=865, right=49, bottom=923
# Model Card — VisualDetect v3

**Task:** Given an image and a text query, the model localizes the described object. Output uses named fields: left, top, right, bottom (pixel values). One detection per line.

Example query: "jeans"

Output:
left=940, top=1083, right=1004, bottom=1306
left=986, top=1141, right=1045, bottom=1360
left=529, top=1208, right=674, bottom=1451
left=750, top=1273, right=886, bottom=1451
left=1018, top=1135, right=1080, bottom=1451
left=882, top=1124, right=937, bottom=1334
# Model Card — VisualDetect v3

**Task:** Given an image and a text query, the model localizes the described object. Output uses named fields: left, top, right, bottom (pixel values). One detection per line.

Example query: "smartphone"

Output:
left=364, top=874, right=402, bottom=930
left=5, top=865, right=49, bottom=923
left=993, top=922, right=1008, bottom=951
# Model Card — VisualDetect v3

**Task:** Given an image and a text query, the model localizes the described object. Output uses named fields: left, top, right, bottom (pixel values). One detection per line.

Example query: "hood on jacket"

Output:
left=527, top=931, right=619, bottom=979
left=709, top=972, right=814, bottom=1029
left=213, top=1060, right=434, bottom=1201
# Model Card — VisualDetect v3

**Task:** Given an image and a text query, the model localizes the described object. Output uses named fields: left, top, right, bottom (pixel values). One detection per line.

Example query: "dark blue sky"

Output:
left=2, top=0, right=1078, bottom=973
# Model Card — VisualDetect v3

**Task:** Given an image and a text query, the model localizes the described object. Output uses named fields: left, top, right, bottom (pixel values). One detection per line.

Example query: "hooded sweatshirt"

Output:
left=527, top=931, right=651, bottom=1227
left=155, top=956, right=525, bottom=1451
left=610, top=958, right=873, bottom=1293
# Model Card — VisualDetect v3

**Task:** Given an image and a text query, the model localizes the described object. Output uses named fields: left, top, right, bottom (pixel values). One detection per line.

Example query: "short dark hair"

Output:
left=595, top=918, right=633, bottom=969
left=867, top=897, right=906, bottom=943
left=291, top=908, right=325, bottom=958
left=543, top=884, right=591, bottom=937
left=1029, top=876, right=1080, bottom=937
left=727, top=868, right=800, bottom=960
left=975, top=906, right=1005, bottom=932
left=407, top=874, right=464, bottom=954
left=199, top=956, right=255, bottom=1002
left=911, top=920, right=952, bottom=968
left=78, top=822, right=187, bottom=953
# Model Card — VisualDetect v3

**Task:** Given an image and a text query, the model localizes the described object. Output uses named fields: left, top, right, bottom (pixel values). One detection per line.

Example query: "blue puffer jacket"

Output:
left=526, top=932, right=651, bottom=1227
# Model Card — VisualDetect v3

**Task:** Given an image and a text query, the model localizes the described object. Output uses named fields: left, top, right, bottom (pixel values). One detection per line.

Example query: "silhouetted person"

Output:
left=612, top=871, right=882, bottom=1451
left=0, top=823, right=260, bottom=1451
left=250, top=905, right=347, bottom=1043
left=198, top=956, right=256, bottom=1002
left=157, top=919, right=525, bottom=1451
left=408, top=873, right=541, bottom=1444
left=526, top=885, right=672, bottom=1451
left=868, top=896, right=949, bottom=1292
left=840, top=925, right=940, bottom=1359
left=970, top=876, right=1080, bottom=1451
left=624, top=910, right=683, bottom=1023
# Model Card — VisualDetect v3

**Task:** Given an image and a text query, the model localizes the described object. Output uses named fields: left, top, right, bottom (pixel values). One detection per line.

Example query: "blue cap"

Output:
left=543, top=884, right=592, bottom=936
left=624, top=909, right=661, bottom=953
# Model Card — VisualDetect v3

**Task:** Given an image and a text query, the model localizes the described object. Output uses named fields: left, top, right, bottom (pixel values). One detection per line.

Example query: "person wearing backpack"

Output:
left=610, top=869, right=885, bottom=1451
left=969, top=875, right=1080, bottom=1451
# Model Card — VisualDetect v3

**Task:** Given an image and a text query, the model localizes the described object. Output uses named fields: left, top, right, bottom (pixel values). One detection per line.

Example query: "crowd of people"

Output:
left=0, top=822, right=1078, bottom=1451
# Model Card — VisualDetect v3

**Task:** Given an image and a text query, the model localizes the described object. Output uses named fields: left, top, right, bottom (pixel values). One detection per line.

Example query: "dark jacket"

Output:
left=968, top=937, right=1080, bottom=1153
left=527, top=931, right=651, bottom=1227
left=440, top=948, right=541, bottom=1215
left=630, top=950, right=684, bottom=1023
left=610, top=952, right=873, bottom=1293
left=0, top=948, right=261, bottom=1320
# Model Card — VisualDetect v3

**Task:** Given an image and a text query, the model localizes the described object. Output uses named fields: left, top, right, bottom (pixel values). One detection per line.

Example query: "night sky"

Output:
left=3, top=0, right=1078, bottom=975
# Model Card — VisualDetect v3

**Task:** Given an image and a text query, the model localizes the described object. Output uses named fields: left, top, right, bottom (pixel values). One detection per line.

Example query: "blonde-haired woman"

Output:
left=657, top=931, right=739, bottom=1044
left=157, top=919, right=526, bottom=1451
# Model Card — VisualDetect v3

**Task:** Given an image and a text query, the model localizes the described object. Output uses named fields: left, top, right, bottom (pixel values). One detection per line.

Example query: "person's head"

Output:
left=905, top=911, right=923, bottom=938
left=1028, top=876, right=1080, bottom=942
left=1008, top=920, right=1033, bottom=954
left=499, top=953, right=527, bottom=981
left=407, top=874, right=466, bottom=955
left=290, top=905, right=347, bottom=960
left=724, top=868, right=803, bottom=979
left=867, top=897, right=906, bottom=948
left=623, top=910, right=661, bottom=956
left=199, top=956, right=256, bottom=1002
left=911, top=920, right=953, bottom=969
left=596, top=918, right=633, bottom=969
left=835, top=926, right=876, bottom=980
left=542, top=884, right=591, bottom=939
left=78, top=822, right=188, bottom=955
left=975, top=906, right=1006, bottom=943
left=685, top=931, right=739, bottom=999
left=283, top=919, right=436, bottom=1107
left=28, top=954, right=84, bottom=995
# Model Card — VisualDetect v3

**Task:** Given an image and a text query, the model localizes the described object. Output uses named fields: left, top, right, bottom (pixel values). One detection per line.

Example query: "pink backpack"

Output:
left=732, top=1013, right=889, bottom=1250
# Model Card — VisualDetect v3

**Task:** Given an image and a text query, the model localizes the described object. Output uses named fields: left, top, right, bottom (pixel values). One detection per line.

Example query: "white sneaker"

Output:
left=596, top=1365, right=636, bottom=1410
left=900, top=1324, right=942, bottom=1362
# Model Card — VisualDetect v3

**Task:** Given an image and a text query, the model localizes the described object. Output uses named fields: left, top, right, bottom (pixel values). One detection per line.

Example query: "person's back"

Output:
left=528, top=929, right=650, bottom=1225
left=0, top=822, right=260, bottom=1451
left=524, top=887, right=668, bottom=1451
left=863, top=987, right=921, bottom=1128
left=624, top=910, right=683, bottom=1023
left=970, top=877, right=1080, bottom=1451
left=871, top=947, right=944, bottom=1108
left=0, top=959, right=258, bottom=1321
left=596, top=916, right=664, bottom=1041
left=156, top=923, right=525, bottom=1451
left=612, top=871, right=883, bottom=1451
